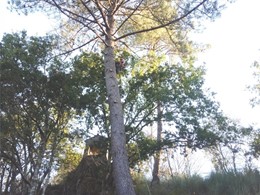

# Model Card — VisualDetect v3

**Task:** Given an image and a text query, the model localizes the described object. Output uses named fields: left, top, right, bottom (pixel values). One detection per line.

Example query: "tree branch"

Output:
left=50, top=37, right=98, bottom=59
left=95, top=0, right=110, bottom=28
left=115, top=0, right=207, bottom=41
left=50, top=0, right=95, bottom=24
left=112, top=0, right=130, bottom=15
left=51, top=0, right=106, bottom=44
left=80, top=0, right=108, bottom=35
left=114, top=0, right=144, bottom=35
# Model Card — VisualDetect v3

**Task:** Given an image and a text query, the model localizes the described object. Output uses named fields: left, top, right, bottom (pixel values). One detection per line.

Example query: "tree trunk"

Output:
left=103, top=10, right=135, bottom=195
left=28, top=141, right=46, bottom=195
left=41, top=140, right=57, bottom=195
left=29, top=160, right=41, bottom=195
left=151, top=101, right=162, bottom=186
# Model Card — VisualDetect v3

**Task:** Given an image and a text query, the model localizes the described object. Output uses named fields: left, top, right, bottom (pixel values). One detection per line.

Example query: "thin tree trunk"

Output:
left=29, top=159, right=41, bottom=195
left=28, top=141, right=46, bottom=195
left=103, top=10, right=135, bottom=195
left=166, top=149, right=174, bottom=179
left=232, top=149, right=237, bottom=174
left=41, top=169, right=51, bottom=195
left=41, top=137, right=58, bottom=195
left=151, top=101, right=162, bottom=186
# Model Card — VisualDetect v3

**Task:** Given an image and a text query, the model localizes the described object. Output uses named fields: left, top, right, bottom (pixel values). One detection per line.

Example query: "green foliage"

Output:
left=54, top=146, right=82, bottom=184
left=70, top=52, right=109, bottom=135
left=251, top=134, right=260, bottom=158
left=128, top=136, right=158, bottom=167
left=0, top=32, right=84, bottom=194
left=124, top=56, right=221, bottom=151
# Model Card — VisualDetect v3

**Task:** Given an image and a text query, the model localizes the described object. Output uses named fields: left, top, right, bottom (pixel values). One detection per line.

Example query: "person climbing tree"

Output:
left=116, top=58, right=126, bottom=74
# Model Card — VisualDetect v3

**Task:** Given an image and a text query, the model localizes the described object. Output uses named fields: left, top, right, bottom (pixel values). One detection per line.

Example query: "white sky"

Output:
left=192, top=0, right=260, bottom=127
left=0, top=0, right=259, bottom=176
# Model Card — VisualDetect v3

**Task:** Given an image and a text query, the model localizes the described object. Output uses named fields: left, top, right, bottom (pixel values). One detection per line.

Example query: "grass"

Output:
left=134, top=169, right=260, bottom=195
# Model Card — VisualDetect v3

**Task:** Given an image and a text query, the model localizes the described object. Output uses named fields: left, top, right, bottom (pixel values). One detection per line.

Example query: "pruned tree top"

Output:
left=10, top=0, right=227, bottom=53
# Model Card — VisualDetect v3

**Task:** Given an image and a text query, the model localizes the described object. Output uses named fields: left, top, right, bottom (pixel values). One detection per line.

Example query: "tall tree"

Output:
left=0, top=32, right=82, bottom=195
left=11, top=1, right=227, bottom=194
left=151, top=100, right=163, bottom=186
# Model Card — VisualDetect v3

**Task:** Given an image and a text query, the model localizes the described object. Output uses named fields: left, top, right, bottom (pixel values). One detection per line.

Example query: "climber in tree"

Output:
left=115, top=58, right=126, bottom=74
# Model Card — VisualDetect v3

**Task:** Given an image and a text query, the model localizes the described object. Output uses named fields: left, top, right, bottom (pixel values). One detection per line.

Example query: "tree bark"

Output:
left=28, top=143, right=45, bottom=195
left=28, top=157, right=41, bottom=195
left=151, top=101, right=162, bottom=186
left=103, top=10, right=135, bottom=195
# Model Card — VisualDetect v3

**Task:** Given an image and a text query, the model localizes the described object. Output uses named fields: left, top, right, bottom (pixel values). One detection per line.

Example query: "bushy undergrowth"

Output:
left=134, top=169, right=260, bottom=195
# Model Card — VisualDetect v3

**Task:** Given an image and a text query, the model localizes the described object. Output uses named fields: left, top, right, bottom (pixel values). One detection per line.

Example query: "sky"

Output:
left=0, top=0, right=259, bottom=174
left=192, top=0, right=260, bottom=127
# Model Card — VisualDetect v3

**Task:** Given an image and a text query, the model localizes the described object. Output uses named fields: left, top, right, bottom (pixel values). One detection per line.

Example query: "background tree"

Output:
left=251, top=134, right=260, bottom=159
left=205, top=116, right=255, bottom=174
left=248, top=59, right=260, bottom=160
left=0, top=32, right=83, bottom=195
